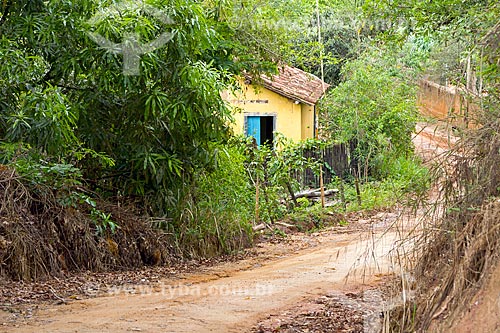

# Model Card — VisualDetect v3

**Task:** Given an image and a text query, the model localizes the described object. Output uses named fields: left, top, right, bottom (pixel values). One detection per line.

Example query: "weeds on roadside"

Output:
left=166, top=140, right=255, bottom=257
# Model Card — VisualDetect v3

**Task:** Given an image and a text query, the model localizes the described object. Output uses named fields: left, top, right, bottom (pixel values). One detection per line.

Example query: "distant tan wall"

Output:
left=417, top=79, right=467, bottom=125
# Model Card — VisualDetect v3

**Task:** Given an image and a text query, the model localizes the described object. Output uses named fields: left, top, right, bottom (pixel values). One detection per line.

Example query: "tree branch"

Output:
left=56, top=84, right=95, bottom=92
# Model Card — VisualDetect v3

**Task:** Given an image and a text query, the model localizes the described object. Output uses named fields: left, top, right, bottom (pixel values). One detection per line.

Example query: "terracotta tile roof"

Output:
left=258, top=65, right=330, bottom=105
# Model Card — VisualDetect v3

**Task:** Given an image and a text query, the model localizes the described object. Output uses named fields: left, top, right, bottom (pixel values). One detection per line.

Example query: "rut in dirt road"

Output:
left=1, top=228, right=405, bottom=333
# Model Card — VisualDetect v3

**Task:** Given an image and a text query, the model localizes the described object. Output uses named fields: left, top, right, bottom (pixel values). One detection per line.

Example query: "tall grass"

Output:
left=169, top=142, right=255, bottom=257
left=336, top=154, right=430, bottom=212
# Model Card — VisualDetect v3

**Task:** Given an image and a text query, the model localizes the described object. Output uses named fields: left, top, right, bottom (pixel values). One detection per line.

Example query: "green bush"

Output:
left=339, top=155, right=430, bottom=212
left=169, top=141, right=255, bottom=257
left=319, top=50, right=419, bottom=179
left=373, top=154, right=430, bottom=195
left=247, top=135, right=325, bottom=224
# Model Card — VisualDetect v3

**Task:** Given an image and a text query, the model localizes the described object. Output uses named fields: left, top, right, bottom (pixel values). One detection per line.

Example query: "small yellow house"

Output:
left=224, top=65, right=330, bottom=146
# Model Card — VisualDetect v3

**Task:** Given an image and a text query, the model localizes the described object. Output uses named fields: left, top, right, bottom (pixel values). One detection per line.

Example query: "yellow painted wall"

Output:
left=224, top=82, right=315, bottom=142
left=301, top=104, right=315, bottom=139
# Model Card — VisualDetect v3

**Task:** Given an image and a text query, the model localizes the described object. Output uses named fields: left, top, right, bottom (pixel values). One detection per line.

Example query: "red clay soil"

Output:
left=0, top=211, right=406, bottom=333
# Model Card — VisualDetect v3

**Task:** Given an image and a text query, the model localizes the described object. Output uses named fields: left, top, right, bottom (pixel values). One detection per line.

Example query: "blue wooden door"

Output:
left=246, top=116, right=261, bottom=146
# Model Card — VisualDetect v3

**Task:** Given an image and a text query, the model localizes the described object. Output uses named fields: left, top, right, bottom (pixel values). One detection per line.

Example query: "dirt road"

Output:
left=0, top=122, right=449, bottom=333
left=1, top=225, right=405, bottom=333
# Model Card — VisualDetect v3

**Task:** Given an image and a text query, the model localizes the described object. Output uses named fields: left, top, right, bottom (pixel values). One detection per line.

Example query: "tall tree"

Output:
left=0, top=0, right=279, bottom=214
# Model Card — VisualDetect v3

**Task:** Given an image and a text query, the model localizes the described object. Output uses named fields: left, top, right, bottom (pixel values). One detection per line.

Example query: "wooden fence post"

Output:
left=255, top=174, right=259, bottom=223
left=320, top=165, right=325, bottom=208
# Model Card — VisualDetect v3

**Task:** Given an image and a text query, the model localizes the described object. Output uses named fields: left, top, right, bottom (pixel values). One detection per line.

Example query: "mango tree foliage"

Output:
left=0, top=0, right=270, bottom=214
